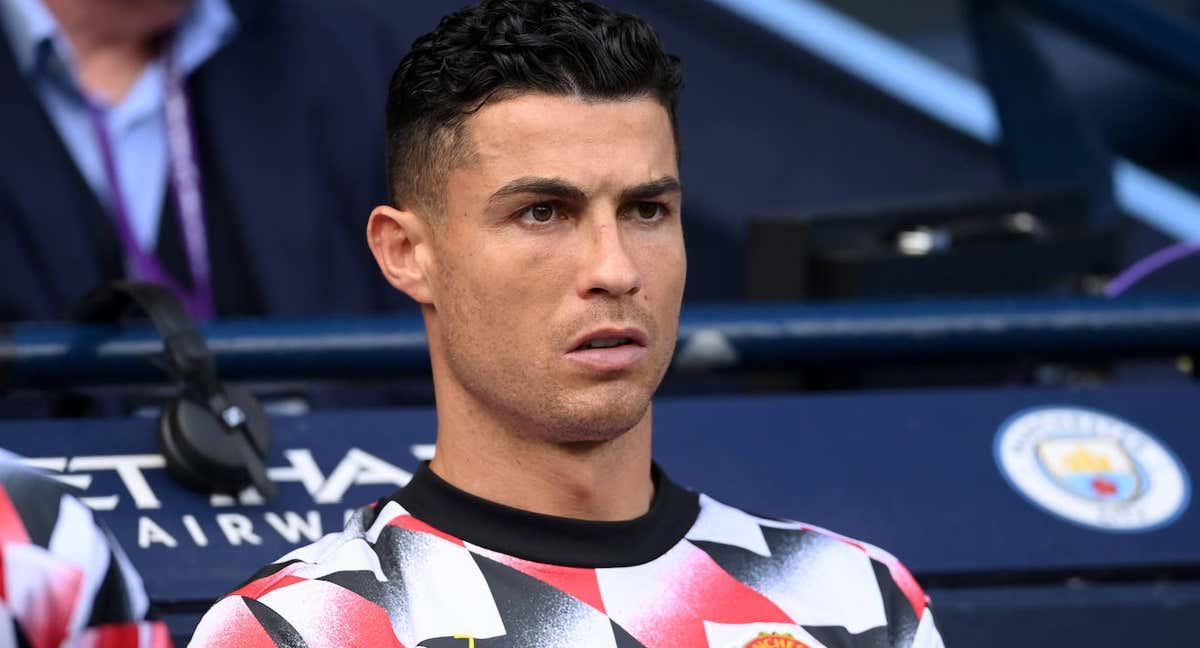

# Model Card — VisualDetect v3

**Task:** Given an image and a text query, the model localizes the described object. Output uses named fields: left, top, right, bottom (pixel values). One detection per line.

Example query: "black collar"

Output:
left=384, top=462, right=700, bottom=568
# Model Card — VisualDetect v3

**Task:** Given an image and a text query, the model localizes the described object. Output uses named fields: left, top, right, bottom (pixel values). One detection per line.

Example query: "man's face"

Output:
left=428, top=93, right=685, bottom=442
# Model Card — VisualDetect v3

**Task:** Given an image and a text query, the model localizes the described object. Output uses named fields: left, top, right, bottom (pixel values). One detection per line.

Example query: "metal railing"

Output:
left=4, top=295, right=1198, bottom=390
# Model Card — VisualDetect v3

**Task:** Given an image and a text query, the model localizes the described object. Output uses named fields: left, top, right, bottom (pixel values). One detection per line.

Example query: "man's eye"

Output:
left=520, top=203, right=557, bottom=223
left=634, top=202, right=664, bottom=220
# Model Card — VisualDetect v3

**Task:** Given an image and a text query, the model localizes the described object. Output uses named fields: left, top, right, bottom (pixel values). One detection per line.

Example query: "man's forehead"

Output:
left=470, top=91, right=672, bottom=133
left=460, top=92, right=678, bottom=189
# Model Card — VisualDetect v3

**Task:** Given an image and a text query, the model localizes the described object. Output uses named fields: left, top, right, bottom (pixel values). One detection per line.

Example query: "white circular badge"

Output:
left=995, top=406, right=1191, bottom=532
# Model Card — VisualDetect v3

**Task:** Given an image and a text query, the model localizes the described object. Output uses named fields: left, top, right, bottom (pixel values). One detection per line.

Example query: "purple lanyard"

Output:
left=86, top=50, right=214, bottom=319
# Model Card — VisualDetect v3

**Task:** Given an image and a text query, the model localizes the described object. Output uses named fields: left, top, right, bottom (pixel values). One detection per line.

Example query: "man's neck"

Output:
left=43, top=0, right=180, bottom=104
left=75, top=40, right=157, bottom=105
left=429, top=400, right=655, bottom=522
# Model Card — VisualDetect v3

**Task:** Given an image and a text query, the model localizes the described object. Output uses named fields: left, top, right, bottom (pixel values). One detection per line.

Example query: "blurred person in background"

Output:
left=0, top=0, right=407, bottom=322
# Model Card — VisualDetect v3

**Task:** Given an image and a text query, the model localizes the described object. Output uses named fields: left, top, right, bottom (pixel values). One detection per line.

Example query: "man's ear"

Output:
left=367, top=205, right=436, bottom=305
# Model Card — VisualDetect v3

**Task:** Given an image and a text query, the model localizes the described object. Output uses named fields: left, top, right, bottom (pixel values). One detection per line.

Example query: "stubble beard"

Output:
left=439, top=297, right=672, bottom=445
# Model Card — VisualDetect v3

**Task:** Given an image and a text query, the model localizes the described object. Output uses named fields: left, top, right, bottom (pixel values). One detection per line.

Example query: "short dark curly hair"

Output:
left=385, top=0, right=683, bottom=217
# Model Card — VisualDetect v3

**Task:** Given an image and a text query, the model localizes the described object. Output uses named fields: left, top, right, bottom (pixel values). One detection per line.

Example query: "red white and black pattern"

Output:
left=0, top=461, right=171, bottom=648
left=192, top=465, right=943, bottom=648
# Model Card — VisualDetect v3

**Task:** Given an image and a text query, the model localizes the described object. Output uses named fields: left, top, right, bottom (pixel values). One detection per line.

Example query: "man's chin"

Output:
left=542, top=386, right=653, bottom=443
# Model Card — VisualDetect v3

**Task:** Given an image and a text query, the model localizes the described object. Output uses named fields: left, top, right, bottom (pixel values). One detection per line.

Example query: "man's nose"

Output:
left=578, top=216, right=642, bottom=298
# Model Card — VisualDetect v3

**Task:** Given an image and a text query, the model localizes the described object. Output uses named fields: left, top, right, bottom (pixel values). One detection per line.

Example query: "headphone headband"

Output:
left=75, top=282, right=219, bottom=397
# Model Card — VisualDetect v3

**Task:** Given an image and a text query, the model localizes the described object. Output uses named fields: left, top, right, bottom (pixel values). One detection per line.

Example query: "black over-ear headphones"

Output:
left=75, top=281, right=277, bottom=499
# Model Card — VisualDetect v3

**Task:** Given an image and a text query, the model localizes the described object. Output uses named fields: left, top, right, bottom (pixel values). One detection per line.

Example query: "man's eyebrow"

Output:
left=487, top=177, right=588, bottom=206
left=619, top=176, right=682, bottom=204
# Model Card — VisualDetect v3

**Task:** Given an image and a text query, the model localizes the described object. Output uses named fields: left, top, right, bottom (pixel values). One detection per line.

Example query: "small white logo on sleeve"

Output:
left=995, top=406, right=1190, bottom=532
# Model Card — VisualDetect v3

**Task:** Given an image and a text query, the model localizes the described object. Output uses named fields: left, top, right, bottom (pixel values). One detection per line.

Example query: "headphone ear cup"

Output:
left=159, top=385, right=272, bottom=495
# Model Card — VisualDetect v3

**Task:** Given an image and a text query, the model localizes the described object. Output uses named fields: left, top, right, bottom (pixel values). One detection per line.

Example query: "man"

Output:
left=0, top=0, right=402, bottom=323
left=191, top=1, right=944, bottom=646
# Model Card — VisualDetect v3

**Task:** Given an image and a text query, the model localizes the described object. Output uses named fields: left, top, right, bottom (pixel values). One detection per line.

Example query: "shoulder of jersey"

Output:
left=686, top=493, right=933, bottom=625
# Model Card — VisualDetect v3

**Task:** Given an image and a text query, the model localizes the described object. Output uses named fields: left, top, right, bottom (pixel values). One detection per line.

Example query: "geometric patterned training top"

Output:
left=0, top=460, right=171, bottom=648
left=190, top=463, right=945, bottom=648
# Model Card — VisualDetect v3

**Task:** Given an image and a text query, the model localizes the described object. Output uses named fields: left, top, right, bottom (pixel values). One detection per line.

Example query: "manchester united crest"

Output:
left=742, top=632, right=809, bottom=648
left=995, top=405, right=1190, bottom=532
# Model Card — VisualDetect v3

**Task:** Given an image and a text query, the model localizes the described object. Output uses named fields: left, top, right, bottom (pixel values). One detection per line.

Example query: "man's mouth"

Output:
left=575, top=337, right=635, bottom=351
left=569, top=326, right=648, bottom=351
left=566, top=328, right=649, bottom=372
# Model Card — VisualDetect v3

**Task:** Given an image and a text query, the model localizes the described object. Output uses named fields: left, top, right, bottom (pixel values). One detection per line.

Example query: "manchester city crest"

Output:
left=995, top=406, right=1190, bottom=532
